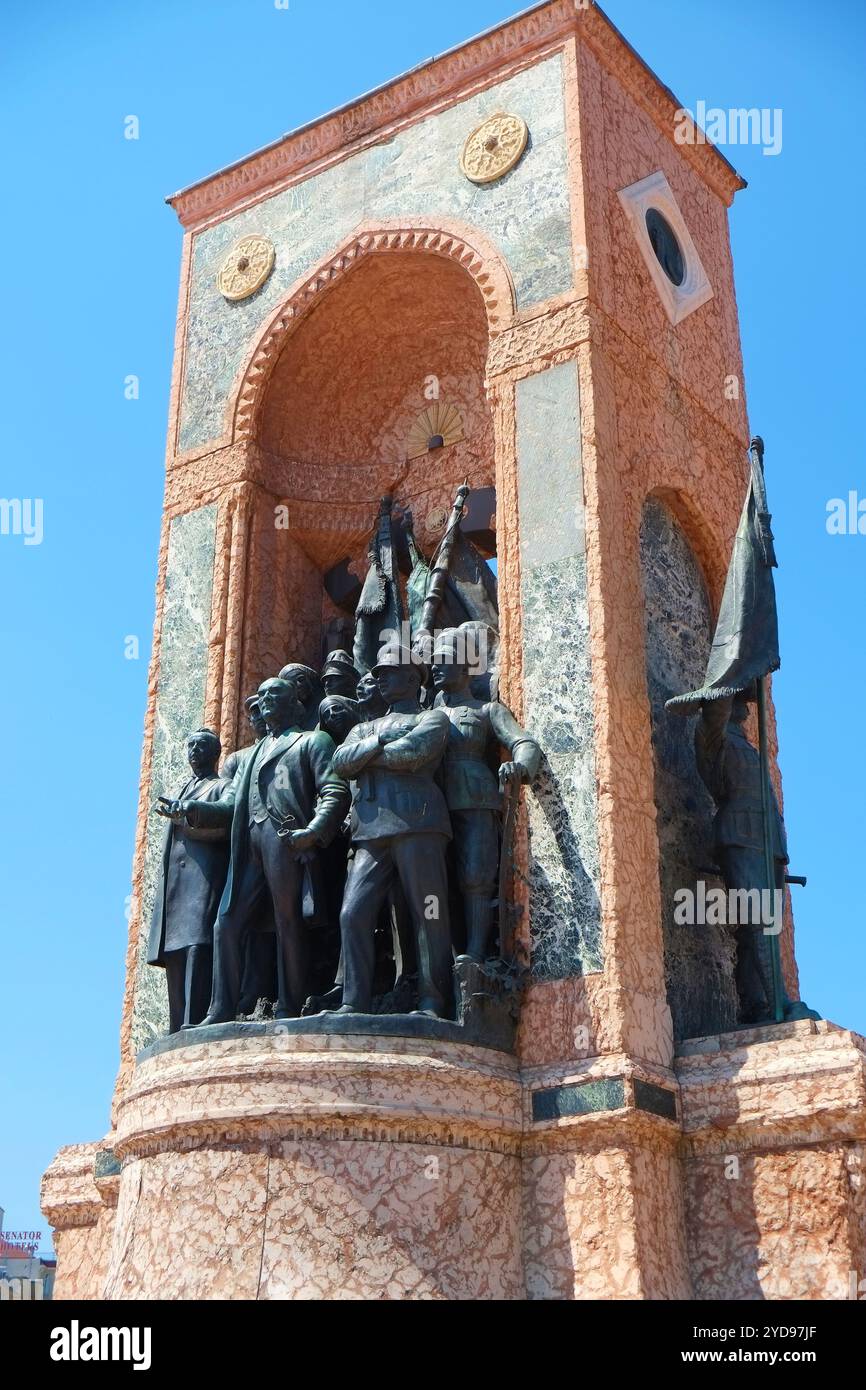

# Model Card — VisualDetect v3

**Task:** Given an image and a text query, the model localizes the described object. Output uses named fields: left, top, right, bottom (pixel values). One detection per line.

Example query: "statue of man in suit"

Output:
left=221, top=693, right=278, bottom=1014
left=431, top=627, right=541, bottom=962
left=221, top=694, right=267, bottom=781
left=149, top=729, right=230, bottom=1033
left=331, top=647, right=453, bottom=1018
left=176, top=674, right=349, bottom=1023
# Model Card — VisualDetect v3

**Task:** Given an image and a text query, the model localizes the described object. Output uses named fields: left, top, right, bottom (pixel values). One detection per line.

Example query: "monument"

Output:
left=41, top=1, right=866, bottom=1301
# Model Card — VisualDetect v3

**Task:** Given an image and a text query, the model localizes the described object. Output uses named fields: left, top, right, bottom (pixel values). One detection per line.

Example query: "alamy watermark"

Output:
left=674, top=101, right=782, bottom=157
left=826, top=491, right=866, bottom=535
left=673, top=880, right=783, bottom=934
left=0, top=1277, right=44, bottom=1300
left=50, top=1322, right=152, bottom=1370
left=378, top=622, right=490, bottom=672
left=0, top=497, right=43, bottom=545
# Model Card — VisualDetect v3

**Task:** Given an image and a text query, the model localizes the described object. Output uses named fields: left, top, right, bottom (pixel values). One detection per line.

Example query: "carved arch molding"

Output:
left=228, top=222, right=517, bottom=443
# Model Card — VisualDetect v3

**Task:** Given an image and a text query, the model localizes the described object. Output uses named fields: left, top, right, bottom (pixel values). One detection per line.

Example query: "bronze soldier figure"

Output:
left=695, top=690, right=814, bottom=1024
left=317, top=695, right=360, bottom=746
left=321, top=650, right=361, bottom=702
left=332, top=647, right=452, bottom=1017
left=308, top=694, right=359, bottom=1004
left=177, top=675, right=348, bottom=1023
left=353, top=670, right=413, bottom=984
left=431, top=627, right=541, bottom=962
left=150, top=730, right=230, bottom=1033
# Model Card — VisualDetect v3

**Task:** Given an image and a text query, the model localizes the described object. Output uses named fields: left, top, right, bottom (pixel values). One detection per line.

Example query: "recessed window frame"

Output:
left=617, top=170, right=713, bottom=325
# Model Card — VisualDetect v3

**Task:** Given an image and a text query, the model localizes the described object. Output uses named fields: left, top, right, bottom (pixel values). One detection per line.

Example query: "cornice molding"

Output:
left=167, top=2, right=742, bottom=231
left=579, top=6, right=745, bottom=207
left=168, top=1, right=575, bottom=230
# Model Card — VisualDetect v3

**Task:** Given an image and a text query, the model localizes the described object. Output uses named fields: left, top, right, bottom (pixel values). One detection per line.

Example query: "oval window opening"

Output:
left=645, top=208, right=685, bottom=287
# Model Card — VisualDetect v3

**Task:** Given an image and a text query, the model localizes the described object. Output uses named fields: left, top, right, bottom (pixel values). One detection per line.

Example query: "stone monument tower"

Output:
left=42, top=1, right=866, bottom=1300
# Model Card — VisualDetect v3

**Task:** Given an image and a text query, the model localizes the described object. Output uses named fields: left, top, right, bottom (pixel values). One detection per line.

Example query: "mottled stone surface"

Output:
left=258, top=1143, right=523, bottom=1300
left=115, top=1030, right=522, bottom=1157
left=52, top=1215, right=116, bottom=1302
left=40, top=1142, right=118, bottom=1301
left=132, top=505, right=218, bottom=1051
left=640, top=497, right=738, bottom=1040
left=684, top=1148, right=855, bottom=1301
left=258, top=251, right=493, bottom=506
left=523, top=1146, right=644, bottom=1299
left=104, top=1032, right=523, bottom=1299
left=630, top=1139, right=694, bottom=1299
left=102, top=1142, right=523, bottom=1301
left=179, top=55, right=571, bottom=452
left=104, top=1149, right=270, bottom=1300
left=44, top=1025, right=866, bottom=1302
left=516, top=362, right=601, bottom=978
left=677, top=1023, right=866, bottom=1299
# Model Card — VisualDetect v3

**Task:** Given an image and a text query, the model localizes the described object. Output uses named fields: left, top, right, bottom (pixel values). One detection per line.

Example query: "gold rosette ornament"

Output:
left=216, top=236, right=275, bottom=301
left=460, top=112, right=528, bottom=185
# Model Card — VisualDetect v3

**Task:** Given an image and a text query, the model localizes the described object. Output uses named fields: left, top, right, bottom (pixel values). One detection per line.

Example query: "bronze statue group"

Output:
left=147, top=447, right=815, bottom=1040
left=149, top=631, right=539, bottom=1033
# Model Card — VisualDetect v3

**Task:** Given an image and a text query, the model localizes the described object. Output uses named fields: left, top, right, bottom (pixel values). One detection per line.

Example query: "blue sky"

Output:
left=1, top=0, right=863, bottom=1250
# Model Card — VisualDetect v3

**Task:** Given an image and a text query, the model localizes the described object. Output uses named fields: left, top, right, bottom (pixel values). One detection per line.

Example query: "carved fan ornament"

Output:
left=460, top=112, right=528, bottom=185
left=406, top=402, right=465, bottom=460
left=217, top=235, right=275, bottom=301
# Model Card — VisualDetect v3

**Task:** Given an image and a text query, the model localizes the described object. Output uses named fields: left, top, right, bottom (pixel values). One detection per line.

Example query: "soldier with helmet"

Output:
left=331, top=645, right=453, bottom=1017
left=431, top=625, right=541, bottom=963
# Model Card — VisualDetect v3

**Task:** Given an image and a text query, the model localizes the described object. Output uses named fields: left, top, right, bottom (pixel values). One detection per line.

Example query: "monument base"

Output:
left=41, top=1020, right=866, bottom=1299
left=676, top=1019, right=866, bottom=1299
left=48, top=1028, right=523, bottom=1300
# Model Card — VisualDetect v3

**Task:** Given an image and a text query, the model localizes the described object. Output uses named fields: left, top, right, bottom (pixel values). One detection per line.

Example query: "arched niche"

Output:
left=237, top=248, right=498, bottom=699
left=640, top=494, right=738, bottom=1040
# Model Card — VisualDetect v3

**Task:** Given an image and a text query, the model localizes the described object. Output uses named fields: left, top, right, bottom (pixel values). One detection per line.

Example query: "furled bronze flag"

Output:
left=406, top=484, right=498, bottom=640
left=353, top=495, right=405, bottom=675
left=666, top=437, right=779, bottom=712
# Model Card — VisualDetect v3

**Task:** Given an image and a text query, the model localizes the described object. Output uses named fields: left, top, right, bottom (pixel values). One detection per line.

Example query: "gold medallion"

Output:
left=460, top=112, right=528, bottom=185
left=217, top=236, right=275, bottom=301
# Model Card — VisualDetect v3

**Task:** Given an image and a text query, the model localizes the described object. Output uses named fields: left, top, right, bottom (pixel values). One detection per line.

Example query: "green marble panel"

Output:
left=131, top=504, right=218, bottom=1051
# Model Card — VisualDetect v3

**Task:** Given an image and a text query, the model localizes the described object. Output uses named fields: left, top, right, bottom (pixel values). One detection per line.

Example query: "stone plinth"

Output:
left=676, top=1021, right=866, bottom=1300
left=43, top=1021, right=866, bottom=1299
left=41, top=1143, right=120, bottom=1301
left=522, top=1081, right=689, bottom=1299
left=104, top=1028, right=524, bottom=1300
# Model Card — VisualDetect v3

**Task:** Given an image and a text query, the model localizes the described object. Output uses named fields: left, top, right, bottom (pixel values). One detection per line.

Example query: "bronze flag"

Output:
left=666, top=437, right=779, bottom=713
